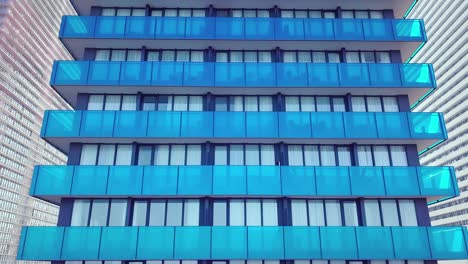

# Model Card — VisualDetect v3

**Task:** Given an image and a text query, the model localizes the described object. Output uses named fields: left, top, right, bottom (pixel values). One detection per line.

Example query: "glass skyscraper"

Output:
left=16, top=0, right=468, bottom=263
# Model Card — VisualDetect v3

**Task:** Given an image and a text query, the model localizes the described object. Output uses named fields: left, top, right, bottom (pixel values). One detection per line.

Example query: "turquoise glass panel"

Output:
left=154, top=17, right=185, bottom=38
left=120, top=62, right=153, bottom=85
left=125, top=17, right=156, bottom=39
left=276, top=63, right=308, bottom=87
left=21, top=227, right=63, bottom=260
left=349, top=167, right=385, bottom=196
left=99, top=227, right=138, bottom=260
left=246, top=112, right=278, bottom=138
left=339, top=63, right=371, bottom=87
left=137, top=227, right=175, bottom=259
left=247, top=166, right=281, bottom=195
left=316, top=167, right=351, bottom=196
left=344, top=112, right=378, bottom=138
left=401, top=63, right=435, bottom=87
left=183, top=62, right=214, bottom=86
left=375, top=112, right=410, bottom=138
left=214, top=112, right=246, bottom=138
left=215, top=17, right=245, bottom=39
left=320, top=227, right=358, bottom=259
left=71, top=166, right=108, bottom=195
left=245, top=18, right=274, bottom=39
left=53, top=61, right=89, bottom=85
left=174, top=227, right=211, bottom=259
left=247, top=227, right=284, bottom=259
left=383, top=167, right=420, bottom=196
left=362, top=19, right=394, bottom=40
left=178, top=166, right=212, bottom=195
left=310, top=112, right=345, bottom=138
left=211, top=226, right=247, bottom=259
left=307, top=63, right=340, bottom=87
left=278, top=112, right=312, bottom=138
left=419, top=167, right=456, bottom=196
left=151, top=62, right=184, bottom=86
left=428, top=227, right=468, bottom=259
left=212, top=166, right=247, bottom=195
left=335, top=19, right=364, bottom=40
left=245, top=63, right=276, bottom=87
left=61, top=16, right=95, bottom=38
left=369, top=63, right=402, bottom=87
left=281, top=166, right=316, bottom=196
left=186, top=17, right=215, bottom=39
left=304, top=19, right=334, bottom=40
left=88, top=61, right=121, bottom=85
left=80, top=111, right=115, bottom=137
left=283, top=227, right=320, bottom=259
left=392, top=227, right=431, bottom=259
left=393, top=19, right=425, bottom=40
left=356, top=227, right=394, bottom=259
left=61, top=227, right=101, bottom=260
left=113, top=111, right=148, bottom=137
left=107, top=166, right=143, bottom=195
left=43, top=111, right=80, bottom=137
left=95, top=16, right=126, bottom=37
left=34, top=166, right=73, bottom=196
left=275, top=18, right=305, bottom=40
left=181, top=112, right=213, bottom=137
left=214, top=63, right=246, bottom=86
left=147, top=111, right=181, bottom=137
left=142, top=166, right=178, bottom=195
left=408, top=112, right=444, bottom=139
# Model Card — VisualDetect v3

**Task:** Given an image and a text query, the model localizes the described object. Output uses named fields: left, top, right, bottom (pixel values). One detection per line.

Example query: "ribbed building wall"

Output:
left=0, top=0, right=75, bottom=262
left=409, top=0, right=468, bottom=228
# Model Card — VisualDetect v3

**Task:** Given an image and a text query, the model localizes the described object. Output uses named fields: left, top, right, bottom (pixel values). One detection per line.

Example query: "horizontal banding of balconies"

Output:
left=51, top=61, right=436, bottom=107
left=40, top=110, right=447, bottom=153
left=17, top=226, right=468, bottom=261
left=30, top=165, right=458, bottom=205
left=59, top=16, right=425, bottom=60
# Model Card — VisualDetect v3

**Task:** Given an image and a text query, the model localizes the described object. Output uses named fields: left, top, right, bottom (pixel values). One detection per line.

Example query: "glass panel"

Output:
left=213, top=201, right=227, bottom=226
left=183, top=200, right=200, bottom=226
left=80, top=144, right=98, bottom=165
left=320, top=146, right=336, bottom=166
left=357, top=146, right=373, bottom=166
left=364, top=200, right=382, bottom=226
left=260, top=145, right=275, bottom=165
left=316, top=97, right=331, bottom=112
left=71, top=200, right=90, bottom=226
left=154, top=145, right=170, bottom=165
left=246, top=199, right=261, bottom=226
left=374, top=146, right=390, bottom=166
left=89, top=200, right=109, bottom=226
left=288, top=145, right=304, bottom=166
left=262, top=200, right=278, bottom=226
left=149, top=200, right=166, bottom=226
left=115, top=145, right=132, bottom=165
left=352, top=96, right=366, bottom=112
left=166, top=200, right=183, bottom=226
left=399, top=200, right=418, bottom=226
left=138, top=146, right=152, bottom=165
left=390, top=146, right=408, bottom=166
left=343, top=201, right=359, bottom=226
left=325, top=200, right=342, bottom=226
left=291, top=200, right=308, bottom=226
left=170, top=145, right=186, bottom=165
left=285, top=96, right=300, bottom=111
left=381, top=200, right=400, bottom=226
left=98, top=145, right=116, bottom=165
left=108, top=200, right=127, bottom=226
left=304, top=145, right=320, bottom=166
left=337, top=146, right=351, bottom=166
left=215, top=146, right=228, bottom=165
left=367, top=97, right=383, bottom=112
left=230, top=145, right=244, bottom=165
left=88, top=95, right=104, bottom=110
left=121, top=95, right=137, bottom=110
left=230, top=200, right=245, bottom=226
left=245, top=145, right=260, bottom=165
left=308, top=200, right=325, bottom=226
left=132, top=201, right=147, bottom=226
left=186, top=145, right=201, bottom=165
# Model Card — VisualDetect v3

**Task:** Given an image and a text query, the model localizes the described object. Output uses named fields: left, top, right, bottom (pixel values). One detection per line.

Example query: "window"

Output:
left=95, top=49, right=142, bottom=61
left=131, top=199, right=200, bottom=226
left=137, top=145, right=202, bottom=165
left=287, top=145, right=351, bottom=166
left=215, top=9, right=270, bottom=17
left=364, top=199, right=418, bottom=226
left=147, top=50, right=205, bottom=62
left=152, top=9, right=206, bottom=17
left=142, top=95, right=203, bottom=111
left=71, top=199, right=128, bottom=226
left=212, top=199, right=279, bottom=226
left=214, top=144, right=275, bottom=165
left=357, top=145, right=408, bottom=166
left=87, top=95, right=137, bottom=110
left=342, top=10, right=384, bottom=19
left=285, top=96, right=345, bottom=112
left=80, top=144, right=132, bottom=165
left=101, top=8, right=146, bottom=16
left=216, top=51, right=273, bottom=62
left=291, top=200, right=358, bottom=226
left=214, top=96, right=273, bottom=111
left=351, top=96, right=399, bottom=112
left=345, top=51, right=391, bottom=63
left=283, top=51, right=341, bottom=63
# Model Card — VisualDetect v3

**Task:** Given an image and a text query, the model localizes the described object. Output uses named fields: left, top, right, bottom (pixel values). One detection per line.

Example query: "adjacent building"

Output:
left=0, top=0, right=74, bottom=261
left=16, top=0, right=468, bottom=263
left=407, top=0, right=468, bottom=228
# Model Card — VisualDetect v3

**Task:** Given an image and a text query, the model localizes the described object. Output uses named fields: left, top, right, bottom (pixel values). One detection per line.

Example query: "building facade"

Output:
left=407, top=0, right=468, bottom=228
left=16, top=0, right=468, bottom=264
left=0, top=0, right=75, bottom=261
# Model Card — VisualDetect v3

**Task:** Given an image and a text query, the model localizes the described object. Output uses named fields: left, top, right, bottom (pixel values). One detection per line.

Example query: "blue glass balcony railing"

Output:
left=30, top=165, right=458, bottom=203
left=41, top=110, right=447, bottom=141
left=59, top=16, right=427, bottom=41
left=50, top=61, right=436, bottom=89
left=17, top=226, right=468, bottom=261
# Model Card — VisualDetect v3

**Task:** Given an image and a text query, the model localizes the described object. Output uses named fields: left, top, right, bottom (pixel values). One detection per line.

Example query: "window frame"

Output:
left=136, top=144, right=204, bottom=166
left=212, top=144, right=278, bottom=166
left=211, top=198, right=281, bottom=226
left=362, top=199, right=419, bottom=227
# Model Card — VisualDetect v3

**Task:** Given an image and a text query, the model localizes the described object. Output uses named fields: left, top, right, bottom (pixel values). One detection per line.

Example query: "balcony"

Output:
left=41, top=110, right=447, bottom=153
left=17, top=226, right=468, bottom=261
left=60, top=16, right=425, bottom=61
left=51, top=61, right=436, bottom=107
left=30, top=165, right=458, bottom=204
